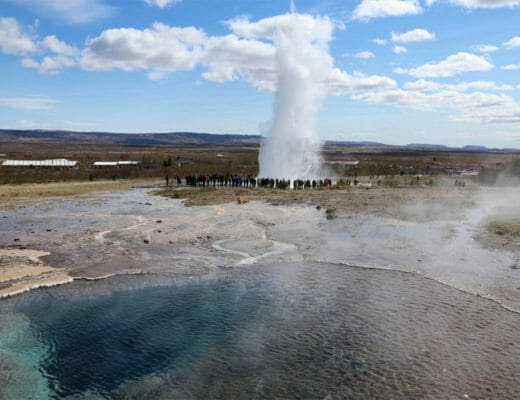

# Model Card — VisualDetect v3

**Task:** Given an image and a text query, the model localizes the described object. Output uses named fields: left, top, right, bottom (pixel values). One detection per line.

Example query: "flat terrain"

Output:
left=1, top=174, right=519, bottom=250
left=0, top=179, right=163, bottom=210
left=0, top=139, right=519, bottom=306
left=2, top=137, right=520, bottom=400
left=1, top=180, right=519, bottom=300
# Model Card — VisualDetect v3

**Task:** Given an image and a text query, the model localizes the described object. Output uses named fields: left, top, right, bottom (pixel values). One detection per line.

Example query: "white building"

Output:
left=2, top=159, right=78, bottom=168
left=92, top=161, right=139, bottom=167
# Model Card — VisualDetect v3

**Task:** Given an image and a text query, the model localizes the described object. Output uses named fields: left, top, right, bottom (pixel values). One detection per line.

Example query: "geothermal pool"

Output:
left=1, top=188, right=520, bottom=399
left=2, top=262, right=520, bottom=399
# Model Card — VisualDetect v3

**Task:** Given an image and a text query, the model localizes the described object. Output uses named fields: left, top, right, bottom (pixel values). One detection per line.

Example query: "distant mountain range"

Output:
left=404, top=143, right=491, bottom=150
left=404, top=143, right=516, bottom=152
left=0, top=129, right=262, bottom=146
left=0, top=129, right=518, bottom=152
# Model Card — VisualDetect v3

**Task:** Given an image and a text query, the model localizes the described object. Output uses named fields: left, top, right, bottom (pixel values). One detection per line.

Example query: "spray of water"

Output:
left=290, top=0, right=297, bottom=14
left=257, top=11, right=333, bottom=180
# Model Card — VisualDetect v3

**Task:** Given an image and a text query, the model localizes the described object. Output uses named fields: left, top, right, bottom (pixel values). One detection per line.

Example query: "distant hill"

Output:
left=405, top=143, right=519, bottom=153
left=405, top=143, right=449, bottom=149
left=462, top=145, right=488, bottom=151
left=1, top=129, right=518, bottom=154
left=324, top=140, right=385, bottom=147
left=0, top=129, right=262, bottom=146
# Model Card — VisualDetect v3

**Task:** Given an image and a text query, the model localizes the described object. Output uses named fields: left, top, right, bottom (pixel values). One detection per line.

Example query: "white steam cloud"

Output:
left=257, top=12, right=333, bottom=179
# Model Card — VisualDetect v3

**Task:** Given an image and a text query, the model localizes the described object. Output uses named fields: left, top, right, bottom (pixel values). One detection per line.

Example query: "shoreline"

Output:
left=0, top=248, right=73, bottom=298
left=3, top=254, right=519, bottom=318
left=1, top=182, right=519, bottom=312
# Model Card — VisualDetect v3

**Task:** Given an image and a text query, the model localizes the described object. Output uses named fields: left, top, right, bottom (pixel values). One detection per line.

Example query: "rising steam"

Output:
left=257, top=12, right=333, bottom=179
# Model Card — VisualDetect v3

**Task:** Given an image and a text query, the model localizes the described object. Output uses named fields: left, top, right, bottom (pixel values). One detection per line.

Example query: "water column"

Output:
left=258, top=13, right=333, bottom=180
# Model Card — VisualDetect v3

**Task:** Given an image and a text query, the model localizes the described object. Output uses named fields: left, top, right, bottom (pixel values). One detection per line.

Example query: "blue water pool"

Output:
left=1, top=262, right=520, bottom=399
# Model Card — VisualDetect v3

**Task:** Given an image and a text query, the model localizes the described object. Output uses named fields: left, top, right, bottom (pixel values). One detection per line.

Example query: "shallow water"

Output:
left=2, top=188, right=520, bottom=398
left=2, top=188, right=519, bottom=308
left=2, top=262, right=520, bottom=399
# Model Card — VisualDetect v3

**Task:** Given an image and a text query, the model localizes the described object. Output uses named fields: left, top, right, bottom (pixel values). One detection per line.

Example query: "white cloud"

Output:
left=403, top=79, right=512, bottom=92
left=355, top=77, right=520, bottom=124
left=354, top=51, right=375, bottom=59
left=0, top=17, right=38, bottom=55
left=21, top=35, right=79, bottom=73
left=79, top=15, right=395, bottom=95
left=426, top=0, right=520, bottom=8
left=59, top=120, right=97, bottom=129
left=222, top=13, right=335, bottom=92
left=226, top=13, right=333, bottom=44
left=372, top=38, right=387, bottom=45
left=200, top=34, right=276, bottom=91
left=391, top=28, right=435, bottom=43
left=353, top=88, right=520, bottom=124
left=40, top=35, right=77, bottom=56
left=502, top=64, right=520, bottom=70
left=144, top=0, right=181, bottom=8
left=473, top=44, right=499, bottom=53
left=16, top=120, right=42, bottom=129
left=325, top=69, right=396, bottom=95
left=446, top=81, right=514, bottom=92
left=7, top=0, right=114, bottom=24
left=393, top=45, right=407, bottom=54
left=80, top=22, right=206, bottom=73
left=352, top=0, right=423, bottom=21
left=0, top=18, right=78, bottom=73
left=211, top=15, right=394, bottom=94
left=403, top=79, right=440, bottom=91
left=503, top=36, right=520, bottom=47
left=0, top=96, right=57, bottom=110
left=1, top=14, right=396, bottom=95
left=22, top=55, right=77, bottom=74
left=14, top=119, right=96, bottom=129
left=394, top=52, right=493, bottom=78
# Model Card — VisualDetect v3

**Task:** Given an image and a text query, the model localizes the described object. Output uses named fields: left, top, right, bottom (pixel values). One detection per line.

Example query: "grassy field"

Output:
left=0, top=179, right=162, bottom=198
left=0, top=142, right=259, bottom=184
left=0, top=179, right=166, bottom=210
left=2, top=141, right=518, bottom=185
left=0, top=140, right=519, bottom=255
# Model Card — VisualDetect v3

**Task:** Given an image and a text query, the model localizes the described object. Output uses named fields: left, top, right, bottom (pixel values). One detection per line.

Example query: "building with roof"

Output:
left=430, top=161, right=499, bottom=175
left=323, top=160, right=359, bottom=167
left=92, top=161, right=139, bottom=168
left=2, top=159, right=78, bottom=168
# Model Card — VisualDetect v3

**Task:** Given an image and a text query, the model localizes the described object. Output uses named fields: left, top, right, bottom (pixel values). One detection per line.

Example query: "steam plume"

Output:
left=257, top=12, right=333, bottom=179
left=290, top=0, right=297, bottom=14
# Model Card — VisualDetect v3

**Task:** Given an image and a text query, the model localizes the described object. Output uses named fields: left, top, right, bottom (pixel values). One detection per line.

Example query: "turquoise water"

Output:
left=2, top=262, right=520, bottom=399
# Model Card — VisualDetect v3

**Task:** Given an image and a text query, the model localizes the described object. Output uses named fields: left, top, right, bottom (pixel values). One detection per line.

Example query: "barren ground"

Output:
left=1, top=180, right=519, bottom=308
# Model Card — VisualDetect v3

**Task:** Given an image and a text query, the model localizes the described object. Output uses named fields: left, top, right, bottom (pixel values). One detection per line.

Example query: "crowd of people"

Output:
left=165, top=174, right=337, bottom=189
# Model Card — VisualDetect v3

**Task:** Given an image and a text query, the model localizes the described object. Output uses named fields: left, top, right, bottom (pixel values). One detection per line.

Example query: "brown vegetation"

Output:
left=0, top=179, right=162, bottom=210
left=490, top=221, right=520, bottom=236
left=1, top=140, right=519, bottom=246
left=1, top=140, right=518, bottom=185
left=474, top=220, right=520, bottom=254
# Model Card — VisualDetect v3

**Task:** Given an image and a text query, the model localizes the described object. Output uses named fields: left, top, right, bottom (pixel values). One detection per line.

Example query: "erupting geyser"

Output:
left=258, top=11, right=334, bottom=179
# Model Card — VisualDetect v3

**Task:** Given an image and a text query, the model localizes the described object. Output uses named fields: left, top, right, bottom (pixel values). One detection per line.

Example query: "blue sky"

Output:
left=1, top=0, right=520, bottom=148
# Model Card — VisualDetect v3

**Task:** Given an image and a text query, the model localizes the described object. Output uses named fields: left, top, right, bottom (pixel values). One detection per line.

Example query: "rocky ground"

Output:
left=1, top=181, right=519, bottom=309
left=155, top=184, right=520, bottom=252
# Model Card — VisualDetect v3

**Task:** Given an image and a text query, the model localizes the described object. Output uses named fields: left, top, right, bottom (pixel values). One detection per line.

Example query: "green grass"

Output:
left=487, top=220, right=520, bottom=236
